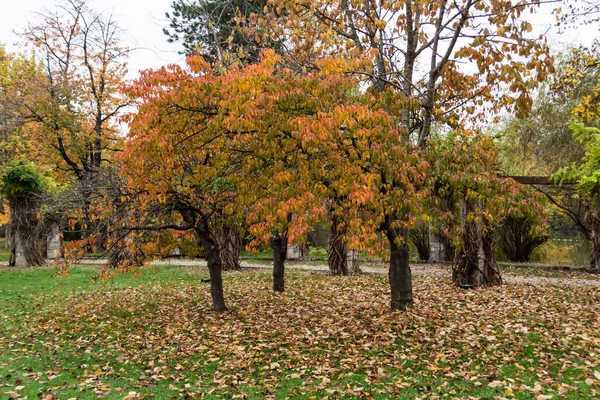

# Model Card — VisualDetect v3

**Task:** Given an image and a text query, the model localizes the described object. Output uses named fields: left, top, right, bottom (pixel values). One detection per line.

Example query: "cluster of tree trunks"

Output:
left=408, top=223, right=429, bottom=261
left=499, top=216, right=549, bottom=262
left=588, top=205, right=600, bottom=271
left=452, top=198, right=502, bottom=287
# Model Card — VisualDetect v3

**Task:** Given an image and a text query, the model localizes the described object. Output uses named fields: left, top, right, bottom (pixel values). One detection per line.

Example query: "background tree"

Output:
left=16, top=0, right=129, bottom=252
left=431, top=131, right=547, bottom=286
left=497, top=48, right=599, bottom=256
left=21, top=0, right=129, bottom=181
left=499, top=213, right=549, bottom=262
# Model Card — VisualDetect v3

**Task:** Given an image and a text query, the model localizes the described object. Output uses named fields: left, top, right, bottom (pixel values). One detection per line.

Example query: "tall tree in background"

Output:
left=551, top=42, right=600, bottom=270
left=0, top=47, right=60, bottom=266
left=19, top=0, right=129, bottom=248
left=164, top=0, right=278, bottom=270
left=0, top=46, right=44, bottom=165
left=21, top=0, right=129, bottom=181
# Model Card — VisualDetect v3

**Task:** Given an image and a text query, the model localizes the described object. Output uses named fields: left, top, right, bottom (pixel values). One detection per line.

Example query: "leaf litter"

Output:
left=0, top=270, right=599, bottom=399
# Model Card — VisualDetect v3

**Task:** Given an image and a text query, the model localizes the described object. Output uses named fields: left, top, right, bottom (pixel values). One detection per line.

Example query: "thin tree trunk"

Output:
left=385, top=222, right=413, bottom=310
left=328, top=216, right=349, bottom=275
left=271, top=232, right=287, bottom=292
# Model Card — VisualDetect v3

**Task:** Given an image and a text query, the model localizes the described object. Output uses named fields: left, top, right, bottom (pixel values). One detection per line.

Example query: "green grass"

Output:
left=0, top=238, right=9, bottom=262
left=0, top=265, right=599, bottom=399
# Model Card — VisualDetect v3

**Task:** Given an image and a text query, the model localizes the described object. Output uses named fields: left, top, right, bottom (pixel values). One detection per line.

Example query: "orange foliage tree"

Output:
left=243, top=0, right=556, bottom=293
left=20, top=0, right=129, bottom=181
left=115, top=51, right=429, bottom=310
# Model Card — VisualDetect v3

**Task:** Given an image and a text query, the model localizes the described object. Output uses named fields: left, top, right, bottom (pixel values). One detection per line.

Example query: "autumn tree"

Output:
left=113, top=49, right=430, bottom=311
left=21, top=0, right=128, bottom=179
left=0, top=46, right=43, bottom=165
left=0, top=47, right=63, bottom=265
left=552, top=49, right=600, bottom=269
left=244, top=0, right=556, bottom=296
left=15, top=0, right=129, bottom=251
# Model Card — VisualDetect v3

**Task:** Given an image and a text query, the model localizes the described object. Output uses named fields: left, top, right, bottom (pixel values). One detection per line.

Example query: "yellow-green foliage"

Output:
left=530, top=239, right=591, bottom=266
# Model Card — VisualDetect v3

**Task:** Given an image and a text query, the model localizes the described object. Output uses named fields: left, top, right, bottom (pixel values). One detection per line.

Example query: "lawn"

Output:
left=0, top=265, right=599, bottom=399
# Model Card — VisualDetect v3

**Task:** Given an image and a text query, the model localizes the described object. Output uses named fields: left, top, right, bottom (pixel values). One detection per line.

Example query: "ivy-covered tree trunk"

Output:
left=8, top=194, right=45, bottom=267
left=271, top=232, right=288, bottom=292
left=453, top=197, right=502, bottom=287
left=588, top=206, right=600, bottom=271
left=328, top=216, right=349, bottom=275
left=215, top=223, right=241, bottom=271
left=385, top=221, right=413, bottom=310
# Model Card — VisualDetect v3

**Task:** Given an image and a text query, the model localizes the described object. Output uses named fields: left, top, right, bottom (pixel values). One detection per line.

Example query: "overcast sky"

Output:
left=0, top=0, right=185, bottom=78
left=0, top=0, right=597, bottom=80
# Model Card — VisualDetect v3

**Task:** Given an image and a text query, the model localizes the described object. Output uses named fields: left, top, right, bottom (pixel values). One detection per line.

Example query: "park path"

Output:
left=149, top=258, right=600, bottom=288
left=3, top=257, right=597, bottom=288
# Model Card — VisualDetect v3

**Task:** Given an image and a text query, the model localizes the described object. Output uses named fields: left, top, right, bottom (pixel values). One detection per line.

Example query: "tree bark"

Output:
left=328, top=216, right=349, bottom=275
left=385, top=223, right=413, bottom=310
left=195, top=223, right=226, bottom=312
left=215, top=223, right=241, bottom=271
left=8, top=195, right=45, bottom=267
left=589, top=204, right=600, bottom=271
left=271, top=232, right=288, bottom=292
left=452, top=197, right=502, bottom=287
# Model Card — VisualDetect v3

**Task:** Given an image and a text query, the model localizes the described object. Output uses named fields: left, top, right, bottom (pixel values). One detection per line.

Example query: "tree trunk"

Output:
left=196, top=225, right=226, bottom=312
left=481, top=226, right=502, bottom=285
left=589, top=205, right=600, bottom=271
left=453, top=197, right=502, bottom=287
left=215, top=223, right=241, bottom=271
left=271, top=232, right=287, bottom=292
left=8, top=195, right=45, bottom=267
left=385, top=223, right=413, bottom=310
left=429, top=227, right=455, bottom=262
left=430, top=188, right=456, bottom=262
left=328, top=217, right=349, bottom=275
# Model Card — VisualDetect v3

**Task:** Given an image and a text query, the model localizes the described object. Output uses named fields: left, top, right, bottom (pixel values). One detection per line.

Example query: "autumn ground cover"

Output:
left=0, top=265, right=599, bottom=399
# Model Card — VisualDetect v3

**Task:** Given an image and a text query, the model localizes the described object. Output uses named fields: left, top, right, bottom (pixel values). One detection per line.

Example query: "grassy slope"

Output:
left=0, top=265, right=598, bottom=399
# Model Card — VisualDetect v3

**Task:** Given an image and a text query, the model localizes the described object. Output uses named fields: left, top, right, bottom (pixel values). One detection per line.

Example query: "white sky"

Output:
left=0, top=0, right=185, bottom=79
